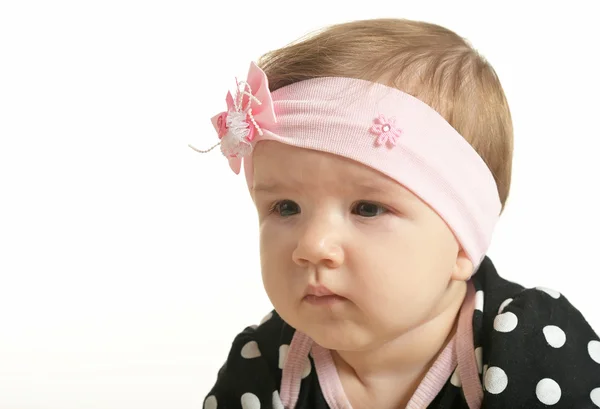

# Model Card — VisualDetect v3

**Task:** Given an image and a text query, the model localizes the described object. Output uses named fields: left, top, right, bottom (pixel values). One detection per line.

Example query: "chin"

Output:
left=299, top=320, right=372, bottom=351
left=312, top=333, right=371, bottom=352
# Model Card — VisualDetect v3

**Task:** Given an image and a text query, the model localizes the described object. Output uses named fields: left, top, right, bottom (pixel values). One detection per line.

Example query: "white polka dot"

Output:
left=591, top=387, right=600, bottom=407
left=589, top=341, right=600, bottom=364
left=278, top=344, right=289, bottom=369
left=536, top=286, right=561, bottom=299
left=482, top=365, right=489, bottom=391
left=498, top=298, right=513, bottom=314
left=450, top=368, right=462, bottom=387
left=475, top=291, right=484, bottom=312
left=272, top=391, right=284, bottom=409
left=260, top=312, right=273, bottom=325
left=241, top=341, right=261, bottom=359
left=204, top=395, right=217, bottom=409
left=494, top=312, right=518, bottom=333
left=475, top=347, right=483, bottom=374
left=241, top=392, right=261, bottom=409
left=302, top=358, right=312, bottom=378
left=543, top=326, right=566, bottom=348
left=249, top=324, right=258, bottom=329
left=484, top=366, right=508, bottom=394
left=536, top=378, right=561, bottom=405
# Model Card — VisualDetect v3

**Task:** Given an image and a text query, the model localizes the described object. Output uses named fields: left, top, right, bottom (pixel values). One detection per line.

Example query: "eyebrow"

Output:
left=353, top=182, right=396, bottom=195
left=252, top=182, right=289, bottom=194
left=353, top=181, right=418, bottom=203
left=252, top=179, right=412, bottom=198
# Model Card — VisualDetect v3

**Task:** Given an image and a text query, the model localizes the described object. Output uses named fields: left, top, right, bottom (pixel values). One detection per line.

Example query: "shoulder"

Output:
left=203, top=310, right=295, bottom=408
left=482, top=284, right=600, bottom=408
left=249, top=309, right=297, bottom=371
left=218, top=309, right=295, bottom=377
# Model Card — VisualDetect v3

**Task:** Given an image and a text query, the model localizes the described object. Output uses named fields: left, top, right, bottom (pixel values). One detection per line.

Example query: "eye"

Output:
left=352, top=201, right=388, bottom=217
left=271, top=200, right=300, bottom=217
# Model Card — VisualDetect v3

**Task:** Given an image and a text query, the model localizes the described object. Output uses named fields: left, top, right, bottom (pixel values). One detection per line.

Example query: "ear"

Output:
left=451, top=248, right=473, bottom=281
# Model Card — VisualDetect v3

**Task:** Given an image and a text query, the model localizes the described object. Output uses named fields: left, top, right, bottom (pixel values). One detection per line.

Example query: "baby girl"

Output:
left=193, top=17, right=600, bottom=409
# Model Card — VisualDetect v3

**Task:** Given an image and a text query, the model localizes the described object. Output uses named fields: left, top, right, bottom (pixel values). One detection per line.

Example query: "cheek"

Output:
left=259, top=224, right=296, bottom=291
left=349, top=226, right=456, bottom=311
left=259, top=222, right=296, bottom=260
left=393, top=218, right=459, bottom=270
left=348, top=233, right=419, bottom=302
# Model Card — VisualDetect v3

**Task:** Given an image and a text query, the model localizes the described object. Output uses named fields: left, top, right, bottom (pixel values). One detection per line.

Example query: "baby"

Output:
left=193, top=18, right=600, bottom=409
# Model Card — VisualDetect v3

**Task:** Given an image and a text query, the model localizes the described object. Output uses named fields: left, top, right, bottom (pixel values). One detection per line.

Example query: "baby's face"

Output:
left=251, top=141, right=471, bottom=351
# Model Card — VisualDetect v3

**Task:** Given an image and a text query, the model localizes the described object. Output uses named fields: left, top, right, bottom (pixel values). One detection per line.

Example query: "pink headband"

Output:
left=191, top=62, right=501, bottom=267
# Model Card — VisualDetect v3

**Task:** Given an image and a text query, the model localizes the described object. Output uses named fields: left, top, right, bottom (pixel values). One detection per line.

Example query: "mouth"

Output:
left=302, top=285, right=346, bottom=306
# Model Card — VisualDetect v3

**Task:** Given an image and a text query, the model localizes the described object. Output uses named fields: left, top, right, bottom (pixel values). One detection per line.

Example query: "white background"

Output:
left=1, top=1, right=599, bottom=408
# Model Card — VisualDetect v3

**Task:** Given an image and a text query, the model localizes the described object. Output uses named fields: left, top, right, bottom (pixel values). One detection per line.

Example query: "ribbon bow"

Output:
left=199, top=62, right=277, bottom=175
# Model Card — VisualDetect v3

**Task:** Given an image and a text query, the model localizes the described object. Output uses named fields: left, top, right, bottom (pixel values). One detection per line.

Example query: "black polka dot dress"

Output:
left=203, top=257, right=600, bottom=408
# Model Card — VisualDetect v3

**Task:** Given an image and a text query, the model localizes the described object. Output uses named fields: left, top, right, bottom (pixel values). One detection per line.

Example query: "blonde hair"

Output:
left=257, top=18, right=514, bottom=212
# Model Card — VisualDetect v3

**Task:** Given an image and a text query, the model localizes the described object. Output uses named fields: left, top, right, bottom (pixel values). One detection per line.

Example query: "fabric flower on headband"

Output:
left=189, top=62, right=277, bottom=175
left=370, top=114, right=403, bottom=147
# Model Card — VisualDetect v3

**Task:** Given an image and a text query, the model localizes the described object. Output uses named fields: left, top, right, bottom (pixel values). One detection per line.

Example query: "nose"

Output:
left=291, top=215, right=344, bottom=269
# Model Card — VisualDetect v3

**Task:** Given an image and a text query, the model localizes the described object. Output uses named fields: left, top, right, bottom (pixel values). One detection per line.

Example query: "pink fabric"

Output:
left=280, top=331, right=314, bottom=409
left=456, top=280, right=484, bottom=408
left=207, top=62, right=501, bottom=267
left=311, top=344, right=354, bottom=409
left=405, top=337, right=457, bottom=409
left=279, top=281, right=483, bottom=408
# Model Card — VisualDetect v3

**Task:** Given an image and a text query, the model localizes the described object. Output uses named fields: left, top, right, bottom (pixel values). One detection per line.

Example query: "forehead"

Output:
left=251, top=141, right=416, bottom=199
left=253, top=141, right=376, bottom=181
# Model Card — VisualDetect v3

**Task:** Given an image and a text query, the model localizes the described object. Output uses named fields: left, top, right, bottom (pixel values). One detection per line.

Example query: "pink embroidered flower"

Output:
left=370, top=114, right=403, bottom=147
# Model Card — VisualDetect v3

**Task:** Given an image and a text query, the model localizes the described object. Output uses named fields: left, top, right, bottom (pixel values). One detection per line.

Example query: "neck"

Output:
left=331, top=280, right=467, bottom=407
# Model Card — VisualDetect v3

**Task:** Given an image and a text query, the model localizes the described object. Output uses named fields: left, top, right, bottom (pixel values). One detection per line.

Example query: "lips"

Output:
left=303, top=284, right=346, bottom=306
left=305, top=284, right=337, bottom=297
